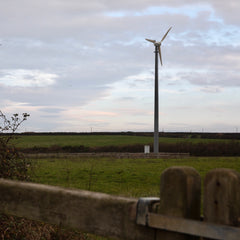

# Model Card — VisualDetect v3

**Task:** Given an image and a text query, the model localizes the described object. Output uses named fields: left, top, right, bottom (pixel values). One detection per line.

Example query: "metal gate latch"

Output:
left=136, top=197, right=160, bottom=226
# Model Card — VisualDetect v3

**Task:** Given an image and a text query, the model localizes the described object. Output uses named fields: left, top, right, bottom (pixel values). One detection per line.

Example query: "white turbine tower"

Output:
left=146, top=27, right=172, bottom=154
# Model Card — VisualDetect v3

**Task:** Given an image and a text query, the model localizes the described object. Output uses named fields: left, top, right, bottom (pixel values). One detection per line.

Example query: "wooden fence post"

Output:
left=156, top=166, right=201, bottom=240
left=204, top=168, right=240, bottom=228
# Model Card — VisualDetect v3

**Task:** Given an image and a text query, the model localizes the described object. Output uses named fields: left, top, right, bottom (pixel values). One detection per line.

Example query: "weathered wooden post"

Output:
left=204, top=168, right=240, bottom=233
left=156, top=166, right=201, bottom=240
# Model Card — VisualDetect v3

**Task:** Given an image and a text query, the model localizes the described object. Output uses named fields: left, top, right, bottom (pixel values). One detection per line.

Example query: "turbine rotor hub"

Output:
left=154, top=42, right=161, bottom=47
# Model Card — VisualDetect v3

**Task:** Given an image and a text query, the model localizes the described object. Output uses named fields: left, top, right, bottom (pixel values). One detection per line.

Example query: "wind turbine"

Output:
left=146, top=27, right=172, bottom=154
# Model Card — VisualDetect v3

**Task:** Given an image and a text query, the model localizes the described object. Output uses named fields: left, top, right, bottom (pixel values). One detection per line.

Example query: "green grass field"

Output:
left=15, top=135, right=152, bottom=148
left=15, top=134, right=228, bottom=149
left=6, top=134, right=240, bottom=240
left=30, top=156, right=240, bottom=198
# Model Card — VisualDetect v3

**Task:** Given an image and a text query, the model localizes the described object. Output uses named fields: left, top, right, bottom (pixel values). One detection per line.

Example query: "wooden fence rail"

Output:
left=0, top=166, right=240, bottom=240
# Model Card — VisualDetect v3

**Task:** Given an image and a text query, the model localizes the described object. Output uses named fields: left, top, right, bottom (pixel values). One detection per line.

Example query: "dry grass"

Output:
left=0, top=214, right=97, bottom=240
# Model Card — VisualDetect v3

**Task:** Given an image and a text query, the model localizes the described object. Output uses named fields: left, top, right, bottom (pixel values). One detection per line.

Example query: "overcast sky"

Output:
left=0, top=0, right=240, bottom=132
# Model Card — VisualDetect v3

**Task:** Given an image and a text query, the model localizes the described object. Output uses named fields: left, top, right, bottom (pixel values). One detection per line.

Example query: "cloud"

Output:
left=177, top=70, right=240, bottom=88
left=199, top=86, right=223, bottom=93
left=0, top=0, right=239, bottom=132
left=0, top=69, right=57, bottom=87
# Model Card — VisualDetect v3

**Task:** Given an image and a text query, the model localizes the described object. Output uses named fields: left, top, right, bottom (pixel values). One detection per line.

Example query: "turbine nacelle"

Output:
left=154, top=42, right=162, bottom=47
left=145, top=39, right=162, bottom=47
left=145, top=27, right=172, bottom=66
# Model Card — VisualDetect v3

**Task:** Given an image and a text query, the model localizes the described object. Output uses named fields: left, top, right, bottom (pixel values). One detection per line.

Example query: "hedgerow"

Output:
left=21, top=141, right=240, bottom=156
left=0, top=111, right=30, bottom=180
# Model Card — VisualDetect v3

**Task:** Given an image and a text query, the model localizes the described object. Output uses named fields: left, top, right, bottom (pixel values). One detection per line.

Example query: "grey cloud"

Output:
left=116, top=97, right=136, bottom=102
left=178, top=70, right=240, bottom=88
left=210, top=1, right=240, bottom=25
left=0, top=0, right=240, bottom=132
left=199, top=86, right=223, bottom=93
left=127, top=122, right=150, bottom=126
left=0, top=84, right=108, bottom=108
left=39, top=107, right=65, bottom=113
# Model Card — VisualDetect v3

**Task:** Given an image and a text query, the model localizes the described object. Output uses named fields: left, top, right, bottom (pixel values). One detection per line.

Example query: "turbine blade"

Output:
left=159, top=47, right=163, bottom=66
left=160, top=27, right=172, bottom=43
left=145, top=38, right=156, bottom=43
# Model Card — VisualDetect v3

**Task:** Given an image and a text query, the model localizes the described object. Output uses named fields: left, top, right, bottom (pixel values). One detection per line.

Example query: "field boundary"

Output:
left=25, top=152, right=190, bottom=159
